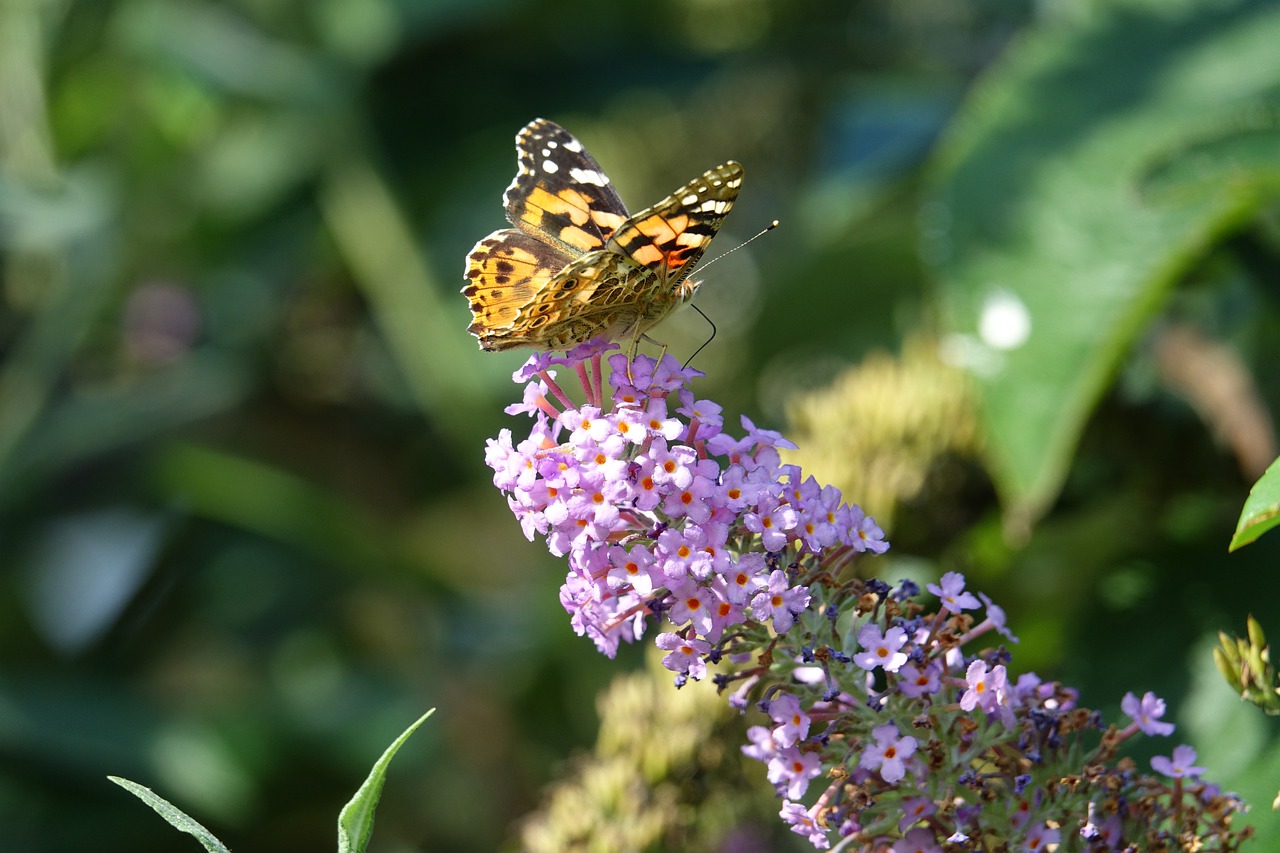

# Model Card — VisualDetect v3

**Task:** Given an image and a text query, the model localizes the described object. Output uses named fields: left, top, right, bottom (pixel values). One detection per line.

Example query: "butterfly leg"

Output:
left=624, top=329, right=642, bottom=383
left=624, top=332, right=669, bottom=383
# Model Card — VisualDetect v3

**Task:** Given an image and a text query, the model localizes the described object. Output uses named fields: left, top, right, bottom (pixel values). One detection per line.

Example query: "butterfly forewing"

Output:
left=607, top=161, right=743, bottom=281
left=504, top=119, right=629, bottom=255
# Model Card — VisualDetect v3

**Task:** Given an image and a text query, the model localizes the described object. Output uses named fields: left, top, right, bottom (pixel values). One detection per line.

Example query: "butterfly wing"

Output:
left=463, top=119, right=633, bottom=350
left=606, top=160, right=743, bottom=285
left=463, top=228, right=571, bottom=350
left=514, top=161, right=745, bottom=348
left=503, top=118, right=630, bottom=254
left=463, top=119, right=743, bottom=352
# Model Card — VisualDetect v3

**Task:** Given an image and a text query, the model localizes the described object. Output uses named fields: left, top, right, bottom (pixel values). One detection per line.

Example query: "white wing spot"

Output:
left=563, top=138, right=583, bottom=153
left=681, top=193, right=699, bottom=205
left=569, top=167, right=609, bottom=186
left=542, top=159, right=559, bottom=173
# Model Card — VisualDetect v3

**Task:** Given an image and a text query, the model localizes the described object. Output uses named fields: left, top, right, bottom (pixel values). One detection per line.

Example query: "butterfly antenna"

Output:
left=695, top=219, right=780, bottom=273
left=684, top=304, right=718, bottom=370
left=683, top=221, right=777, bottom=369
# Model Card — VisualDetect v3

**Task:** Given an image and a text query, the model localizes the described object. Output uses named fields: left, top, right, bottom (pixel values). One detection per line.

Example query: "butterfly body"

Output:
left=462, top=119, right=742, bottom=352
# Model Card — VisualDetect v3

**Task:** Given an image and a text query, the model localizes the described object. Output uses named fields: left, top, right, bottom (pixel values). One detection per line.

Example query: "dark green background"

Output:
left=2, top=0, right=1278, bottom=850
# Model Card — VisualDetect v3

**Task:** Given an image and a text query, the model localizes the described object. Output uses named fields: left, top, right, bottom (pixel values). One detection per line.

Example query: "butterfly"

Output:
left=462, top=118, right=742, bottom=357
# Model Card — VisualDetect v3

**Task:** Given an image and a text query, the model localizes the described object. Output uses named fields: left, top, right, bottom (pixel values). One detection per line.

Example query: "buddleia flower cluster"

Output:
left=743, top=573, right=1249, bottom=850
left=483, top=342, right=1251, bottom=850
left=485, top=342, right=887, bottom=669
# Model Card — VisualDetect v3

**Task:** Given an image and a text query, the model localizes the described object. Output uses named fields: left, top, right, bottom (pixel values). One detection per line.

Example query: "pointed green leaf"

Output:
left=337, top=709, right=434, bottom=853
left=929, top=0, right=1280, bottom=526
left=1231, top=456, right=1280, bottom=551
left=108, top=776, right=232, bottom=853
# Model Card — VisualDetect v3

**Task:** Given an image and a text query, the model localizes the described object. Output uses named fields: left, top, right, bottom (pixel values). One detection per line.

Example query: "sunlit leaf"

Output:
left=928, top=0, right=1280, bottom=528
left=337, top=710, right=434, bottom=853
left=108, top=777, right=231, bottom=853
left=1231, top=455, right=1280, bottom=551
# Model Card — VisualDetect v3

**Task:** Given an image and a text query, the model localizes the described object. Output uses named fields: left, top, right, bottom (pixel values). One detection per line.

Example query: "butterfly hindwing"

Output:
left=462, top=228, right=567, bottom=349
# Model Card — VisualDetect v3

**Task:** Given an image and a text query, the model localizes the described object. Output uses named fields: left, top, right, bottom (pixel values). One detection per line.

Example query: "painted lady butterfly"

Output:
left=462, top=118, right=742, bottom=354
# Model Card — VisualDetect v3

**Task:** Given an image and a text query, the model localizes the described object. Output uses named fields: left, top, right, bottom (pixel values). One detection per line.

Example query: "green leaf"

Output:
left=1230, top=455, right=1280, bottom=551
left=107, top=776, right=232, bottom=853
left=928, top=0, right=1280, bottom=527
left=337, top=709, right=435, bottom=853
left=1137, top=109, right=1280, bottom=205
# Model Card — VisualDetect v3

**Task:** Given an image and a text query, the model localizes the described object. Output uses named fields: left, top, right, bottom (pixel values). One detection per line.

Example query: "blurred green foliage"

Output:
left=2, top=0, right=1280, bottom=850
left=932, top=0, right=1280, bottom=530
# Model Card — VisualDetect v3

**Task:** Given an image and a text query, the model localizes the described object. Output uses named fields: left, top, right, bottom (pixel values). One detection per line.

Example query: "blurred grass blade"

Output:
left=928, top=0, right=1280, bottom=531
left=321, top=157, right=483, bottom=435
left=151, top=441, right=409, bottom=578
left=1230, top=455, right=1280, bottom=551
left=0, top=0, right=121, bottom=489
left=2, top=353, right=250, bottom=510
left=338, top=710, right=434, bottom=853
left=108, top=777, right=232, bottom=853
left=0, top=0, right=56, bottom=180
left=114, top=0, right=331, bottom=103
left=0, top=169, right=119, bottom=491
